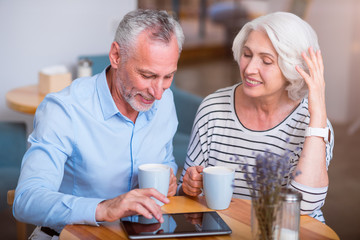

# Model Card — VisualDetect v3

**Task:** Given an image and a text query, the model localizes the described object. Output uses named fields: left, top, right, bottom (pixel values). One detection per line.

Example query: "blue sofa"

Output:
left=0, top=122, right=27, bottom=211
left=78, top=55, right=202, bottom=170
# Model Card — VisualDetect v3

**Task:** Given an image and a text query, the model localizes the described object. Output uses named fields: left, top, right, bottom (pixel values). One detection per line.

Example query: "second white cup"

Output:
left=138, top=163, right=170, bottom=206
left=203, top=166, right=235, bottom=210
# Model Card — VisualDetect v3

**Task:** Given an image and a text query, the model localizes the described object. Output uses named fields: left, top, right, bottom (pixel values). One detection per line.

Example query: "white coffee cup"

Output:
left=203, top=166, right=235, bottom=210
left=138, top=163, right=170, bottom=206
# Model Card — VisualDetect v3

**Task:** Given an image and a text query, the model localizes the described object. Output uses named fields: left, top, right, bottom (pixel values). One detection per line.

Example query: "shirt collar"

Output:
left=96, top=66, right=158, bottom=122
left=96, top=67, right=119, bottom=120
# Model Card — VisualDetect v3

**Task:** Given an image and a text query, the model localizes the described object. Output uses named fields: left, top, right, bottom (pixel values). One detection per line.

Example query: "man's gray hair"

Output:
left=114, top=9, right=185, bottom=62
left=232, top=12, right=320, bottom=101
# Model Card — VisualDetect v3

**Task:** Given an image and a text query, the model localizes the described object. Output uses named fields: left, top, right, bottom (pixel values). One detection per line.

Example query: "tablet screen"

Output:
left=120, top=211, right=232, bottom=239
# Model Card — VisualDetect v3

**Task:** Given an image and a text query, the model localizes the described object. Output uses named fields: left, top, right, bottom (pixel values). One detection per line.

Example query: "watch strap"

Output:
left=305, top=127, right=330, bottom=143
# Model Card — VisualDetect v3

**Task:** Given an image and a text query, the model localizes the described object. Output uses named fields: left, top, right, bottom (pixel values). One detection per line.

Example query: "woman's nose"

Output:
left=245, top=58, right=259, bottom=74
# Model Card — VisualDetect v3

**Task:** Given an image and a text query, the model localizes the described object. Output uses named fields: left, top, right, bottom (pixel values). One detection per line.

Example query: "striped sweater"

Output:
left=179, top=84, right=334, bottom=222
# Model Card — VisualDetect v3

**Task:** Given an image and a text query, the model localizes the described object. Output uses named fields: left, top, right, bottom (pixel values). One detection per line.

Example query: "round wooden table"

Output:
left=6, top=85, right=45, bottom=114
left=59, top=196, right=339, bottom=240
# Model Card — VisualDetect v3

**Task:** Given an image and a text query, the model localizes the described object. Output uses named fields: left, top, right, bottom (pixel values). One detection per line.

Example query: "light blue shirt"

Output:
left=13, top=68, right=178, bottom=232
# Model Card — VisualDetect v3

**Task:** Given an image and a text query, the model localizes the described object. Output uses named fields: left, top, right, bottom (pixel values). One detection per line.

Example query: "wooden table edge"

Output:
left=59, top=196, right=340, bottom=240
left=6, top=84, right=45, bottom=114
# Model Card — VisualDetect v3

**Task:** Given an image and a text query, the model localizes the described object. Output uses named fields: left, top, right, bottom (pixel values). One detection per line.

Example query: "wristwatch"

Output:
left=305, top=127, right=331, bottom=143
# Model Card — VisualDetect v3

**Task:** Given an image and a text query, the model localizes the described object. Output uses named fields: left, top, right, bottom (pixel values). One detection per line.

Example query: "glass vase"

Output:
left=251, top=201, right=282, bottom=240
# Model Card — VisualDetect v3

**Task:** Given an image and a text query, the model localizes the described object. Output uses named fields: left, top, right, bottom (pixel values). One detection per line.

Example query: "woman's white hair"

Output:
left=232, top=12, right=320, bottom=101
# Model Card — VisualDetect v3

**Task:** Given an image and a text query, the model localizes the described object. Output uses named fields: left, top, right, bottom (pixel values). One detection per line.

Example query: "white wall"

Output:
left=268, top=0, right=360, bottom=124
left=2, top=0, right=359, bottom=128
left=347, top=0, right=360, bottom=123
left=307, top=0, right=358, bottom=124
left=0, top=0, right=136, bottom=133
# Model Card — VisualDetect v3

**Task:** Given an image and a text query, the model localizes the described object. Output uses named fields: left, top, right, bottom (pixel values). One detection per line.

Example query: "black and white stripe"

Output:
left=179, top=84, right=334, bottom=223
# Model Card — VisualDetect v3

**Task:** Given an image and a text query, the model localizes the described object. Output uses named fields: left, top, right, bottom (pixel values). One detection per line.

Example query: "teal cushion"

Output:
left=0, top=122, right=26, bottom=168
left=173, top=132, right=191, bottom=168
left=79, top=55, right=110, bottom=75
left=171, top=85, right=202, bottom=135
left=0, top=168, right=21, bottom=210
left=0, top=122, right=26, bottom=211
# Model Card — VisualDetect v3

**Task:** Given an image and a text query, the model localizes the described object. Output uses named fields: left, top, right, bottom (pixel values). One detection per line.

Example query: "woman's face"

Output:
left=239, top=30, right=288, bottom=100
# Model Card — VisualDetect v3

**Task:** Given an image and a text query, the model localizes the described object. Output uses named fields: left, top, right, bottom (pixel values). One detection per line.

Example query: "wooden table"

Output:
left=59, top=196, right=339, bottom=240
left=6, top=85, right=45, bottom=114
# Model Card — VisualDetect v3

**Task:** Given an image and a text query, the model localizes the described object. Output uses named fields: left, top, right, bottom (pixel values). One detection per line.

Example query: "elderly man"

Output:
left=13, top=9, right=184, bottom=239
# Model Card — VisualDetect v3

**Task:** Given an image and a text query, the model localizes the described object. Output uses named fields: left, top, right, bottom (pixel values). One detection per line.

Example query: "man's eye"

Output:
left=142, top=75, right=152, bottom=79
left=243, top=54, right=252, bottom=58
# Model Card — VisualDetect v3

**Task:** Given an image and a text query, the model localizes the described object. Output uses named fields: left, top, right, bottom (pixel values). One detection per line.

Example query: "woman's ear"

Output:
left=109, top=42, right=121, bottom=69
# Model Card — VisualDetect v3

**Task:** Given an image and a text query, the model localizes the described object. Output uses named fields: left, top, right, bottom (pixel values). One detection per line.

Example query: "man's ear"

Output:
left=109, top=41, right=121, bottom=69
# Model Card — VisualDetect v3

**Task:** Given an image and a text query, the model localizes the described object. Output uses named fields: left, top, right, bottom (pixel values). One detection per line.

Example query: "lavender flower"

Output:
left=234, top=148, right=301, bottom=240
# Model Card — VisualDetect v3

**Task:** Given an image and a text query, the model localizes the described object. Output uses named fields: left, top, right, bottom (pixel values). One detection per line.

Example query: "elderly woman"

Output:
left=178, top=12, right=334, bottom=222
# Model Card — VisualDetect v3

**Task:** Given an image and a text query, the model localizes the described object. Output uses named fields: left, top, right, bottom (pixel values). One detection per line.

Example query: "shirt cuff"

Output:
left=289, top=180, right=328, bottom=215
left=66, top=197, right=105, bottom=227
left=290, top=180, right=328, bottom=194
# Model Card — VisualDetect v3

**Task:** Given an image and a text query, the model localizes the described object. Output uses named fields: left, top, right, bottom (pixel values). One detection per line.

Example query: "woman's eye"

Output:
left=243, top=54, right=252, bottom=58
left=263, top=61, right=272, bottom=65
left=263, top=58, right=273, bottom=65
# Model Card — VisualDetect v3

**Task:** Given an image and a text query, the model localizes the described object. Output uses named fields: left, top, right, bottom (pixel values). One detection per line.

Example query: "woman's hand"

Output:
left=294, top=47, right=329, bottom=188
left=295, top=47, right=327, bottom=127
left=181, top=166, right=204, bottom=196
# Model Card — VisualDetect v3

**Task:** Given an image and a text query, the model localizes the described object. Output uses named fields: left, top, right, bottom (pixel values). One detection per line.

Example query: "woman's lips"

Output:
left=244, top=77, right=262, bottom=87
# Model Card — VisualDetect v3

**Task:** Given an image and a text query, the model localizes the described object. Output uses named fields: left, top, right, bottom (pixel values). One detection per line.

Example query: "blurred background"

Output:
left=1, top=0, right=359, bottom=239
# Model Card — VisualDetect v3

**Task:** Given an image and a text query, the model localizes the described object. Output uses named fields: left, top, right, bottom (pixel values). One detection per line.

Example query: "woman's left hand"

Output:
left=296, top=47, right=327, bottom=127
left=293, top=47, right=329, bottom=189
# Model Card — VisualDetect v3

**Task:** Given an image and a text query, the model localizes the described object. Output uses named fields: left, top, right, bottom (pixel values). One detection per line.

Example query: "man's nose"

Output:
left=150, top=79, right=165, bottom=100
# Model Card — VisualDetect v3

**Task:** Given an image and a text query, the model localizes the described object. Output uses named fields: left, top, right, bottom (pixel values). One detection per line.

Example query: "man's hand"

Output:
left=167, top=168, right=177, bottom=197
left=95, top=188, right=169, bottom=223
left=182, top=166, right=204, bottom=196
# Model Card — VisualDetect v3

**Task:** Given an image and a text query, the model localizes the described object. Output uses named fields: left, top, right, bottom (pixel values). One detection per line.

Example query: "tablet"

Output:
left=120, top=211, right=232, bottom=239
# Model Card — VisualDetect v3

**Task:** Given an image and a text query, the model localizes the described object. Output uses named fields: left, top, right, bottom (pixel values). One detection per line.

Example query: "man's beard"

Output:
left=123, top=89, right=155, bottom=112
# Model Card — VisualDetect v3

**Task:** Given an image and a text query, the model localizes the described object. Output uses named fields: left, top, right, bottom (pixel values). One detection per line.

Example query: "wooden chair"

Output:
left=7, top=189, right=27, bottom=240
